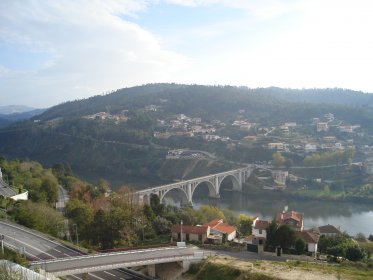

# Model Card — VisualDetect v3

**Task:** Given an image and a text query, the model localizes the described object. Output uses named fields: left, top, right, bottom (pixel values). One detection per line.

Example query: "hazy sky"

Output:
left=1, top=0, right=373, bottom=107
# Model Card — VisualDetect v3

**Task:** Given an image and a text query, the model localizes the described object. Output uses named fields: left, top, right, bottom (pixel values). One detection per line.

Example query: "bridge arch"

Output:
left=161, top=187, right=189, bottom=206
left=191, top=180, right=217, bottom=200
left=218, top=174, right=241, bottom=194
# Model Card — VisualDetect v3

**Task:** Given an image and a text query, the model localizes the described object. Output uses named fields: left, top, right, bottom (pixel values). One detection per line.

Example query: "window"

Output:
left=259, top=229, right=262, bottom=234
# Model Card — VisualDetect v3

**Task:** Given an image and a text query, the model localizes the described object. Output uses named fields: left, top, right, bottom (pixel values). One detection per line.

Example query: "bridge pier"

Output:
left=147, top=264, right=156, bottom=278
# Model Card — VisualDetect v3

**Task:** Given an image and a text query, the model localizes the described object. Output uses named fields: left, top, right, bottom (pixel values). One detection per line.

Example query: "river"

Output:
left=194, top=193, right=373, bottom=237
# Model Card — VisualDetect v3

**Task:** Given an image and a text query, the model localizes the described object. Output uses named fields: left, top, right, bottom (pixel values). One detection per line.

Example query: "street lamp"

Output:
left=180, top=220, right=183, bottom=242
left=73, top=224, right=79, bottom=248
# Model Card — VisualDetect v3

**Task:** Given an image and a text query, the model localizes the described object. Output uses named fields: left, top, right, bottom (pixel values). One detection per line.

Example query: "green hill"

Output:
left=0, top=84, right=372, bottom=187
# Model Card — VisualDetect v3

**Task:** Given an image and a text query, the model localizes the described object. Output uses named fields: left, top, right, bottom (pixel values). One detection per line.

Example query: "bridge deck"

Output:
left=31, top=246, right=202, bottom=276
left=136, top=166, right=252, bottom=195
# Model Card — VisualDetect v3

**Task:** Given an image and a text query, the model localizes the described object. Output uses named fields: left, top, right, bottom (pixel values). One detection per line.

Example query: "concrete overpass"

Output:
left=136, top=166, right=255, bottom=206
left=31, top=246, right=203, bottom=278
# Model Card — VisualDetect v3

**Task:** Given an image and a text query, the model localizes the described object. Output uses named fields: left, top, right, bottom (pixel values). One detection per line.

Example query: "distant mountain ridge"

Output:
left=0, top=108, right=46, bottom=128
left=0, top=105, right=38, bottom=115
left=35, top=84, right=373, bottom=121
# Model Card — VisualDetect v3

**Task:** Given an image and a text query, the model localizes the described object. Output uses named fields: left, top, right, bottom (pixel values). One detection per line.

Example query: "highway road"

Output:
left=0, top=220, right=149, bottom=280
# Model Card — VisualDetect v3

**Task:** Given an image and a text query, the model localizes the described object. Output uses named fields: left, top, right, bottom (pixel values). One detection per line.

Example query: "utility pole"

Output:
left=73, top=224, right=79, bottom=248
left=0, top=234, right=4, bottom=254
left=180, top=220, right=183, bottom=242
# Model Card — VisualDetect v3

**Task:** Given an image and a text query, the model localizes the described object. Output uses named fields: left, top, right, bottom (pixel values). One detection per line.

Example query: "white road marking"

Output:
left=88, top=273, right=106, bottom=280
left=5, top=235, right=56, bottom=259
left=52, top=248, right=62, bottom=253
left=4, top=241, right=41, bottom=260
left=103, top=270, right=116, bottom=276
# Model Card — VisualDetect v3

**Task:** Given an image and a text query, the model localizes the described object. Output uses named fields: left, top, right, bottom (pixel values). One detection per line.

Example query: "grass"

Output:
left=282, top=260, right=373, bottom=280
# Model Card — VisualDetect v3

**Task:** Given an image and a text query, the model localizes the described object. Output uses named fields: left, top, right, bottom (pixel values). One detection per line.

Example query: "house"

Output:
left=0, top=168, right=28, bottom=201
left=268, top=142, right=285, bottom=150
left=304, top=143, right=317, bottom=153
left=317, top=122, right=329, bottom=132
left=318, top=224, right=341, bottom=236
left=203, top=219, right=237, bottom=241
left=171, top=224, right=210, bottom=243
left=296, top=230, right=320, bottom=256
left=276, top=211, right=304, bottom=231
left=251, top=218, right=270, bottom=245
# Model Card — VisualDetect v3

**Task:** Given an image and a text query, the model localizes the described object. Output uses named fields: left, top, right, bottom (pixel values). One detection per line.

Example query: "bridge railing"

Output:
left=136, top=166, right=254, bottom=194
left=31, top=246, right=187, bottom=265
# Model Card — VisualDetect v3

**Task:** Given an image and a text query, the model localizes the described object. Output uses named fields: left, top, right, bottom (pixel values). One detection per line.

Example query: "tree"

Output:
left=272, top=152, right=285, bottom=167
left=346, top=245, right=366, bottom=261
left=295, top=238, right=306, bottom=255
left=196, top=205, right=225, bottom=222
left=237, top=214, right=252, bottom=236
left=275, top=224, right=296, bottom=249
left=150, top=194, right=164, bottom=216
left=265, top=219, right=278, bottom=248
left=152, top=216, right=172, bottom=235
left=65, top=199, right=94, bottom=239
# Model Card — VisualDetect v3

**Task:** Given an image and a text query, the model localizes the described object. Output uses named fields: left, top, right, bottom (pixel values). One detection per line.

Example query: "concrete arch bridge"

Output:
left=135, top=166, right=255, bottom=206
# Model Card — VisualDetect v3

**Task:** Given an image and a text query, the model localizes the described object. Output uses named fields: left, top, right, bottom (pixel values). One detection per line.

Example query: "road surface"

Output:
left=0, top=220, right=148, bottom=280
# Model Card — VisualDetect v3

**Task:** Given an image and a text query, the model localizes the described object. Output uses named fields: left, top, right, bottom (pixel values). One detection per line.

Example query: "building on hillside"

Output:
left=250, top=218, right=270, bottom=245
left=171, top=224, right=210, bottom=243
left=203, top=219, right=237, bottom=241
left=276, top=210, right=304, bottom=231
left=318, top=224, right=341, bottom=236
left=268, top=142, right=285, bottom=150
left=317, top=122, right=329, bottom=132
left=296, top=230, right=320, bottom=256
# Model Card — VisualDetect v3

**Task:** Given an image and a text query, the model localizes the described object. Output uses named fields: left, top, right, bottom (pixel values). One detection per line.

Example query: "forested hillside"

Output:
left=0, top=84, right=372, bottom=187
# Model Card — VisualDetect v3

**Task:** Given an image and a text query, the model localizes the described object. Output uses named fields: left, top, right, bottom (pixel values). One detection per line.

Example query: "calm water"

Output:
left=194, top=193, right=373, bottom=237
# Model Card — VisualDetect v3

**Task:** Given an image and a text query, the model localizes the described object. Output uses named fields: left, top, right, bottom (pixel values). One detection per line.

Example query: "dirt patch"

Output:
left=207, top=256, right=348, bottom=280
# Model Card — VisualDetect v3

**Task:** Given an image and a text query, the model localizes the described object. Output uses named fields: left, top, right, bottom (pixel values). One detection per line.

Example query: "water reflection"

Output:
left=194, top=192, right=373, bottom=236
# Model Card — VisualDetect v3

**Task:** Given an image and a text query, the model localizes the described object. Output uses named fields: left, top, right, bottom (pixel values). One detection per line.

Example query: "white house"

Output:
left=251, top=218, right=270, bottom=245
left=296, top=231, right=320, bottom=256
left=204, top=219, right=237, bottom=241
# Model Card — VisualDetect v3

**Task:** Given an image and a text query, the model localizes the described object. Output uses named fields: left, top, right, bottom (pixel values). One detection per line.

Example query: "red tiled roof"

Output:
left=276, top=211, right=303, bottom=223
left=203, top=219, right=223, bottom=228
left=171, top=224, right=209, bottom=235
left=296, top=231, right=320, bottom=244
left=213, top=223, right=236, bottom=235
left=318, top=224, right=341, bottom=234
left=254, top=220, right=269, bottom=230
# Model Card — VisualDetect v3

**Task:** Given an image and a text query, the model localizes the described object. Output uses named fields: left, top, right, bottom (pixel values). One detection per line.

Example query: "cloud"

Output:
left=0, top=0, right=190, bottom=107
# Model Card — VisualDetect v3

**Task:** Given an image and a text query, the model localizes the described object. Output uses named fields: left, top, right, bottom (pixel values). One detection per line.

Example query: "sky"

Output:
left=1, top=0, right=373, bottom=108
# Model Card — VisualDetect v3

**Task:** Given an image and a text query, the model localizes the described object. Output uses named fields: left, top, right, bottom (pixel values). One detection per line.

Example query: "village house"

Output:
left=171, top=224, right=210, bottom=243
left=317, top=122, right=329, bottom=132
left=250, top=218, right=270, bottom=245
left=203, top=219, right=237, bottom=241
left=276, top=210, right=304, bottom=231
left=268, top=142, right=285, bottom=150
left=296, top=230, right=320, bottom=256
left=318, top=224, right=341, bottom=236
